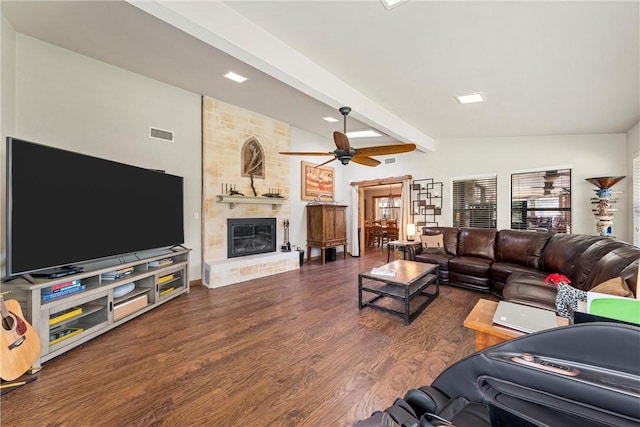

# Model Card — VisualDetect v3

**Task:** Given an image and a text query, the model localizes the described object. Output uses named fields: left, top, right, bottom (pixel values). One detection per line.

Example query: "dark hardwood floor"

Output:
left=1, top=248, right=493, bottom=426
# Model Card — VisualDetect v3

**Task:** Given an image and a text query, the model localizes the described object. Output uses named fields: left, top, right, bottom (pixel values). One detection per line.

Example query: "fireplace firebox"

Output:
left=227, top=218, right=276, bottom=258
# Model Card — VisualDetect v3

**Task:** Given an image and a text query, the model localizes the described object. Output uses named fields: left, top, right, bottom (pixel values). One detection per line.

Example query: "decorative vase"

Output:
left=585, top=176, right=625, bottom=237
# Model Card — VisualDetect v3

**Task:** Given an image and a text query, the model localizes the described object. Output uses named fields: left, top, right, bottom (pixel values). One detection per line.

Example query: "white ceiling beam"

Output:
left=127, top=0, right=435, bottom=152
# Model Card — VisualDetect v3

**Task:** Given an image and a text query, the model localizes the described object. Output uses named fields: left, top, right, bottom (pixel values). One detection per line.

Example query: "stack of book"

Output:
left=42, top=279, right=85, bottom=301
left=103, top=266, right=134, bottom=281
left=149, top=258, right=173, bottom=268
left=371, top=267, right=397, bottom=277
left=49, top=307, right=83, bottom=326
left=49, top=327, right=83, bottom=345
left=158, top=273, right=175, bottom=285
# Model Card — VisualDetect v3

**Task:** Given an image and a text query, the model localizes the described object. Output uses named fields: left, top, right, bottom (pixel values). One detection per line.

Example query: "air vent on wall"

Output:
left=149, top=127, right=174, bottom=142
left=385, top=157, right=396, bottom=165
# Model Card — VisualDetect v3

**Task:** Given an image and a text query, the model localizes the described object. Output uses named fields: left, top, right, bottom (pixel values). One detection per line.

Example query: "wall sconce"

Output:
left=406, top=223, right=416, bottom=241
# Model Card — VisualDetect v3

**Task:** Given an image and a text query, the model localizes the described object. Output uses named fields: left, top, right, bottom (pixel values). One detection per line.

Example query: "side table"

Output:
left=386, top=240, right=421, bottom=263
left=464, top=299, right=569, bottom=351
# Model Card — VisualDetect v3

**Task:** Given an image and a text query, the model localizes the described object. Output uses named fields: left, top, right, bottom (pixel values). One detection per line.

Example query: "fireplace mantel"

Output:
left=216, top=195, right=286, bottom=209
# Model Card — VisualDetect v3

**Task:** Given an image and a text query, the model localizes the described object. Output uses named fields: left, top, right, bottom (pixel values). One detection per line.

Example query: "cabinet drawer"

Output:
left=114, top=295, right=148, bottom=321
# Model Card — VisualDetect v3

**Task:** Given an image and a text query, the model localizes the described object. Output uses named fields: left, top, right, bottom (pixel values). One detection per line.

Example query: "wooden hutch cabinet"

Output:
left=306, top=204, right=348, bottom=265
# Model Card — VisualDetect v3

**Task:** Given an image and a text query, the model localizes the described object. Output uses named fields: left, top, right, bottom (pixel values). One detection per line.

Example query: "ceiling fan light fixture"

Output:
left=224, top=71, right=247, bottom=83
left=455, top=92, right=486, bottom=104
left=346, top=130, right=382, bottom=139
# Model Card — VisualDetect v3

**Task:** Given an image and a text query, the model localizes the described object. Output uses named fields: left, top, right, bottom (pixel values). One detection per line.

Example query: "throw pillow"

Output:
left=590, top=276, right=634, bottom=297
left=555, top=282, right=587, bottom=318
left=420, top=234, right=445, bottom=254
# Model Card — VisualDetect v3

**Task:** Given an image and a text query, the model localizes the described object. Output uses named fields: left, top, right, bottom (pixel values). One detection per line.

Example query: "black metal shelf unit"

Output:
left=411, top=178, right=443, bottom=226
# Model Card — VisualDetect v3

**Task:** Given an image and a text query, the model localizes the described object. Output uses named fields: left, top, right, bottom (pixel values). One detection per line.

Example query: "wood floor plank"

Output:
left=1, top=248, right=494, bottom=426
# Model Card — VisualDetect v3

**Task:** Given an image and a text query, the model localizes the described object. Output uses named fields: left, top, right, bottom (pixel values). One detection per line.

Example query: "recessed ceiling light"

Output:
left=381, top=0, right=408, bottom=10
left=455, top=92, right=486, bottom=104
left=224, top=71, right=247, bottom=83
left=323, top=117, right=339, bottom=123
left=346, top=130, right=382, bottom=138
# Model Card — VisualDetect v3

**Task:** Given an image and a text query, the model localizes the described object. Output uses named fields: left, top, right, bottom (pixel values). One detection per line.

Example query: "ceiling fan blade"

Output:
left=333, top=131, right=351, bottom=152
left=351, top=156, right=381, bottom=167
left=279, top=151, right=334, bottom=156
left=355, top=143, right=416, bottom=157
left=314, top=157, right=339, bottom=168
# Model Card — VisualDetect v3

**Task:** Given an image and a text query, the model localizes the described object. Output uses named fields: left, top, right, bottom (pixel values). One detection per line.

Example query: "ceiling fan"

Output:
left=537, top=181, right=570, bottom=196
left=533, top=170, right=571, bottom=196
left=279, top=106, right=416, bottom=167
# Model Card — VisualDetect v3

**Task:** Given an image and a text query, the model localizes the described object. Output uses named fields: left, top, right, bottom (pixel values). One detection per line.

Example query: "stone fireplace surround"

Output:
left=201, top=96, right=299, bottom=288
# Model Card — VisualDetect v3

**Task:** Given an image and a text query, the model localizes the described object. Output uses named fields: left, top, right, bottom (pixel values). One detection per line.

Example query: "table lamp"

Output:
left=406, top=223, right=416, bottom=241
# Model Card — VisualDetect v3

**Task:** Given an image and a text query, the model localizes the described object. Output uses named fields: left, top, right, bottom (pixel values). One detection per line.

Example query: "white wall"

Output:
left=0, top=14, right=17, bottom=276
left=5, top=34, right=202, bottom=280
left=340, top=133, right=631, bottom=242
left=288, top=127, right=346, bottom=258
left=627, top=122, right=640, bottom=240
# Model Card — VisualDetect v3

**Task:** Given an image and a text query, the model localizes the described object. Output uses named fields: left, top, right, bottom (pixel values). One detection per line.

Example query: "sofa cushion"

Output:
left=420, top=234, right=445, bottom=253
left=422, top=227, right=459, bottom=255
left=571, top=239, right=627, bottom=290
left=449, top=256, right=492, bottom=277
left=590, top=276, right=633, bottom=297
left=457, top=228, right=496, bottom=260
left=414, top=252, right=454, bottom=283
left=495, top=229, right=552, bottom=269
left=490, top=263, right=541, bottom=296
left=449, top=255, right=493, bottom=291
left=502, top=274, right=558, bottom=311
left=414, top=251, right=453, bottom=271
left=540, top=234, right=601, bottom=280
left=449, top=271, right=491, bottom=290
left=585, top=248, right=640, bottom=294
left=491, top=262, right=541, bottom=285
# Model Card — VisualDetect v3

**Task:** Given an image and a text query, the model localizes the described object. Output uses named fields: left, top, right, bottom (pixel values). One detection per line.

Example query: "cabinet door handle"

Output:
left=109, top=301, right=113, bottom=312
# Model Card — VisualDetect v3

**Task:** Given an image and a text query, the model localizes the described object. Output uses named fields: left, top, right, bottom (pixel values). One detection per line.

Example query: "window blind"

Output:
left=511, top=169, right=571, bottom=233
left=452, top=175, right=497, bottom=229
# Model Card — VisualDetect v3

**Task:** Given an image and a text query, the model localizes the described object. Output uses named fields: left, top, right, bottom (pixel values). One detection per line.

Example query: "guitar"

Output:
left=0, top=295, right=41, bottom=381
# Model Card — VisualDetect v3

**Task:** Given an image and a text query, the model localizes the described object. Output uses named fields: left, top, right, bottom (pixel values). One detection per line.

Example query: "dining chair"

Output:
left=386, top=224, right=400, bottom=242
left=371, top=224, right=384, bottom=247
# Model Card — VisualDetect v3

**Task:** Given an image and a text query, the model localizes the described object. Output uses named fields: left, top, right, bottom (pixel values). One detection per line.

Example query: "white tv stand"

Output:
left=2, top=247, right=189, bottom=366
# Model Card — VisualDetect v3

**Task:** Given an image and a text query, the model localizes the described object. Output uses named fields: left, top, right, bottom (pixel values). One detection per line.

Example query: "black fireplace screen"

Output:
left=227, top=218, right=276, bottom=258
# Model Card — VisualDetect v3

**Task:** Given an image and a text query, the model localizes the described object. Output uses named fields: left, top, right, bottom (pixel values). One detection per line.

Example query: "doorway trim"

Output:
left=351, top=175, right=412, bottom=255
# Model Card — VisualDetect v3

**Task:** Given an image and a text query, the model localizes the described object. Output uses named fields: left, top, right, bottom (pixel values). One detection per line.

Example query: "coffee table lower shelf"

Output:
left=358, top=261, right=439, bottom=325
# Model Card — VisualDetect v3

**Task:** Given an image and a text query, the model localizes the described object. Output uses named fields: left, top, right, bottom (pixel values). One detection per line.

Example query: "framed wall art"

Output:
left=301, top=161, right=335, bottom=200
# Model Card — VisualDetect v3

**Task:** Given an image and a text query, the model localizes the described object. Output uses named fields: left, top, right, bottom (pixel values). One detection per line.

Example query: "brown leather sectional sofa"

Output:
left=414, top=226, right=640, bottom=311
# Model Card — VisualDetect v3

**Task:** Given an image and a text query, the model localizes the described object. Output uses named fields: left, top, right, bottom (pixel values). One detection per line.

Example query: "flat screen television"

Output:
left=6, top=137, right=185, bottom=279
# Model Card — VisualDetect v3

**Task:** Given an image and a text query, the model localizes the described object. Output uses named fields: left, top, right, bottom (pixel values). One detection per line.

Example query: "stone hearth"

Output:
left=203, top=251, right=299, bottom=288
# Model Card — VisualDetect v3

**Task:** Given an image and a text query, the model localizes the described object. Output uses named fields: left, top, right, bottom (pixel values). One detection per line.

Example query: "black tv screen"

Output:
left=6, top=137, right=185, bottom=277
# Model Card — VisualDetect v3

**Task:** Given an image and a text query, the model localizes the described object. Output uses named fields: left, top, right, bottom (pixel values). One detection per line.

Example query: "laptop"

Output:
left=492, top=301, right=558, bottom=333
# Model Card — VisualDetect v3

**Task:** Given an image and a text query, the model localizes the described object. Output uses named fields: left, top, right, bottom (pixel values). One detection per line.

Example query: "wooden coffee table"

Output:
left=464, top=299, right=569, bottom=351
left=358, top=260, right=439, bottom=325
